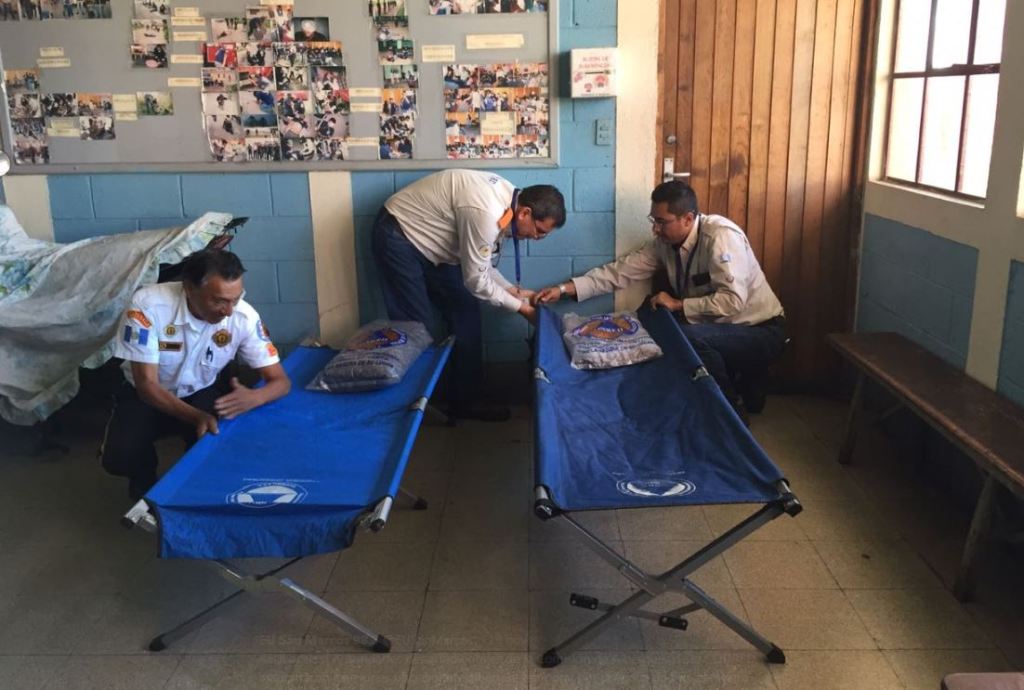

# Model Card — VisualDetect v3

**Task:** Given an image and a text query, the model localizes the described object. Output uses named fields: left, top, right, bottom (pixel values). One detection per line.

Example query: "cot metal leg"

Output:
left=679, top=579, right=784, bottom=663
left=278, top=577, right=390, bottom=652
left=148, top=557, right=390, bottom=653
left=838, top=373, right=864, bottom=465
left=148, top=589, right=249, bottom=651
left=425, top=403, right=454, bottom=427
left=953, top=474, right=998, bottom=602
left=399, top=486, right=429, bottom=510
left=541, top=502, right=789, bottom=667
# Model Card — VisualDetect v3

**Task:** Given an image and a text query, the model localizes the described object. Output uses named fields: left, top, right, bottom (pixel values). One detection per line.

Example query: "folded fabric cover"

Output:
left=307, top=320, right=433, bottom=392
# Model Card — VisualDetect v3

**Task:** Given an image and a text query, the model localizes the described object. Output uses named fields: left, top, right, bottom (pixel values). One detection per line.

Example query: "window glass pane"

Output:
left=894, top=0, right=931, bottom=72
left=960, top=74, right=998, bottom=197
left=932, top=0, right=971, bottom=69
left=886, top=77, right=924, bottom=181
left=973, top=0, right=1006, bottom=64
left=919, top=76, right=965, bottom=191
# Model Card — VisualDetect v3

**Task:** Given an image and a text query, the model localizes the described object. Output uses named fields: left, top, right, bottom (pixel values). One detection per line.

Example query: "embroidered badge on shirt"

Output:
left=213, top=329, right=232, bottom=347
left=123, top=325, right=149, bottom=346
left=159, top=341, right=183, bottom=351
left=479, top=244, right=492, bottom=258
left=126, top=309, right=152, bottom=328
left=257, top=320, right=271, bottom=342
left=164, top=325, right=177, bottom=336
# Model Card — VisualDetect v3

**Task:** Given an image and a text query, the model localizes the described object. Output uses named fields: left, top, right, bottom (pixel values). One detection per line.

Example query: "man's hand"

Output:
left=517, top=300, right=537, bottom=324
left=214, top=377, right=262, bottom=420
left=533, top=281, right=576, bottom=305
left=649, top=291, right=684, bottom=312
left=507, top=285, right=536, bottom=302
left=195, top=411, right=220, bottom=438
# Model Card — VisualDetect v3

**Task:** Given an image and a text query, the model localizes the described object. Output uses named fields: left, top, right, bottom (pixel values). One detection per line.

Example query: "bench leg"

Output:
left=838, top=373, right=864, bottom=465
left=953, top=474, right=998, bottom=602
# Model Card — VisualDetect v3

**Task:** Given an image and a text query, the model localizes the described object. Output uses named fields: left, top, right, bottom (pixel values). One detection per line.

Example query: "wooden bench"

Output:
left=828, top=332, right=1024, bottom=601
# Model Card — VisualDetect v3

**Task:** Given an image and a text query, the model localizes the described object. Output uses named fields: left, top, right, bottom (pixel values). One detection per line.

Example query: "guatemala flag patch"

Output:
left=123, top=325, right=149, bottom=346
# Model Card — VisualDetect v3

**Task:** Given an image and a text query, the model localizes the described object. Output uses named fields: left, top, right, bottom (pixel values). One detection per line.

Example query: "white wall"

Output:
left=863, top=0, right=1024, bottom=388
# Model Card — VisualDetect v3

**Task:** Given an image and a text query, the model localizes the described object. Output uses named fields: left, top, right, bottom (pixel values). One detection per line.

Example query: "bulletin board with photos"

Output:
left=0, top=0, right=557, bottom=172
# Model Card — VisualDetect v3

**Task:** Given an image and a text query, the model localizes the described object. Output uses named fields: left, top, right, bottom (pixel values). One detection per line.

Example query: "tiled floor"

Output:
left=1, top=394, right=1022, bottom=689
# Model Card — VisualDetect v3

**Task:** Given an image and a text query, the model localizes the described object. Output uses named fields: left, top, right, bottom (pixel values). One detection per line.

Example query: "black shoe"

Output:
left=450, top=404, right=512, bottom=423
left=738, top=372, right=769, bottom=414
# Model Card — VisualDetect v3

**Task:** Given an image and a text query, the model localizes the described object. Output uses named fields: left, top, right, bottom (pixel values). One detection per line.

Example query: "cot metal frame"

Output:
left=533, top=480, right=802, bottom=667
left=122, top=485, right=430, bottom=653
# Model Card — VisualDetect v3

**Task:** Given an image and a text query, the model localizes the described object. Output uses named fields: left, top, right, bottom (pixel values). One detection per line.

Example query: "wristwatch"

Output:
left=558, top=283, right=568, bottom=296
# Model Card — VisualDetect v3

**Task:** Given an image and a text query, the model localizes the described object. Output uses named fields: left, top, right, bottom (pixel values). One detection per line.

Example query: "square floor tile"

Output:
left=530, top=540, right=628, bottom=591
left=406, top=651, right=528, bottom=689
left=616, top=506, right=713, bottom=542
left=0, top=655, right=63, bottom=689
left=430, top=540, right=528, bottom=591
left=812, top=539, right=944, bottom=590
left=166, top=653, right=296, bottom=689
left=417, top=589, right=529, bottom=651
left=285, top=653, right=413, bottom=689
left=328, top=540, right=436, bottom=592
left=187, top=592, right=315, bottom=654
left=846, top=589, right=995, bottom=650
left=44, top=654, right=181, bottom=690
left=738, top=589, right=876, bottom=650
left=646, top=650, right=777, bottom=689
left=723, top=540, right=838, bottom=590
left=530, top=650, right=651, bottom=689
left=883, top=649, right=1012, bottom=690
left=769, top=650, right=902, bottom=689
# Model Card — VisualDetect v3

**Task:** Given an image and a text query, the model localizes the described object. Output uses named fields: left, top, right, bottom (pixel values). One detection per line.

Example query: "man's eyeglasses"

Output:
left=647, top=215, right=680, bottom=228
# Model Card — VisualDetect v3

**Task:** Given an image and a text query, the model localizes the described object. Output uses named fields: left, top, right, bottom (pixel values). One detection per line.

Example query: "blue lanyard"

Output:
left=509, top=188, right=521, bottom=287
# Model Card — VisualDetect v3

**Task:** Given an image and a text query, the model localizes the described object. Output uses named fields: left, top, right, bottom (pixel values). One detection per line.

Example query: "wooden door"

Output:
left=658, top=0, right=875, bottom=390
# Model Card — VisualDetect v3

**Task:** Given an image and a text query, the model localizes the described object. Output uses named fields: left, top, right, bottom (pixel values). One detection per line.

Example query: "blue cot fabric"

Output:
left=534, top=305, right=785, bottom=511
left=146, top=342, right=452, bottom=559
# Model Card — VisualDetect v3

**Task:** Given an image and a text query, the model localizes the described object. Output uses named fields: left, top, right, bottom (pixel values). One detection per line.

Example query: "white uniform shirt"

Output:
left=113, top=282, right=281, bottom=398
left=572, top=214, right=784, bottom=325
left=383, top=169, right=522, bottom=312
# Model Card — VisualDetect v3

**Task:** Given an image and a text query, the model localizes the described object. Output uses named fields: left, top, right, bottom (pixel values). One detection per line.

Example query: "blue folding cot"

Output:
left=532, top=305, right=802, bottom=667
left=123, top=338, right=453, bottom=653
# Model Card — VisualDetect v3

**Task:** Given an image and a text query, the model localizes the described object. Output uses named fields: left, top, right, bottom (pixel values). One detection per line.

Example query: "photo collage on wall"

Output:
left=3, top=67, right=174, bottom=163
left=130, top=0, right=168, bottom=68
left=443, top=62, right=548, bottom=159
left=428, top=0, right=546, bottom=13
left=0, top=0, right=111, bottom=20
left=370, top=0, right=416, bottom=160
left=199, top=4, right=349, bottom=162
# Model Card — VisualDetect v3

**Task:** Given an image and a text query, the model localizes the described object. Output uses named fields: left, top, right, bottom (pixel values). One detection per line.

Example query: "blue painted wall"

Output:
left=46, top=172, right=317, bottom=352
left=857, top=214, right=977, bottom=369
left=998, top=261, right=1024, bottom=405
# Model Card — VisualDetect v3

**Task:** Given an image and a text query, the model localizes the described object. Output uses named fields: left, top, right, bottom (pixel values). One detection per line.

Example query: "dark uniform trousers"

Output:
left=100, top=378, right=229, bottom=494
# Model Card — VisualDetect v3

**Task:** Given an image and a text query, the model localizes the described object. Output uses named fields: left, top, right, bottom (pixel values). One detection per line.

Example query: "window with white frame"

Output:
left=884, top=0, right=1005, bottom=198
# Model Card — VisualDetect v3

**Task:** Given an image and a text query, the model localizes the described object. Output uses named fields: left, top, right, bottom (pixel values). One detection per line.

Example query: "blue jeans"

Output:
left=371, top=208, right=483, bottom=408
left=676, top=318, right=787, bottom=402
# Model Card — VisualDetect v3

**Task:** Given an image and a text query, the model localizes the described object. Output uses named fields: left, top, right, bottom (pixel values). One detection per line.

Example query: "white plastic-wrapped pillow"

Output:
left=307, top=320, right=432, bottom=392
left=562, top=311, right=663, bottom=370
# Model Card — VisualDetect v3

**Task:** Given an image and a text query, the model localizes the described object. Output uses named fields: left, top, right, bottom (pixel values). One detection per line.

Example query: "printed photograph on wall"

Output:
left=292, top=16, right=329, bottom=42
left=379, top=87, right=415, bottom=160
left=13, top=117, right=48, bottom=164
left=137, top=91, right=173, bottom=115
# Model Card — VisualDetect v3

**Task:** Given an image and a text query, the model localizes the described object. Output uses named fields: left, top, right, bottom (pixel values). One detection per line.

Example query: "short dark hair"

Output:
left=651, top=181, right=700, bottom=217
left=181, top=249, right=246, bottom=286
left=518, top=184, right=566, bottom=227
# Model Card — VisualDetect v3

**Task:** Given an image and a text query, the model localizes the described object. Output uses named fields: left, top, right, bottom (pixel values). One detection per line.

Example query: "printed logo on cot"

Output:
left=616, top=478, right=696, bottom=498
left=350, top=327, right=407, bottom=350
left=227, top=482, right=308, bottom=509
left=570, top=314, right=640, bottom=341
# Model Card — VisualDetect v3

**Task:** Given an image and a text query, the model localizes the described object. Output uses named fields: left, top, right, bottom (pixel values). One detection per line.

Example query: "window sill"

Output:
left=867, top=179, right=985, bottom=211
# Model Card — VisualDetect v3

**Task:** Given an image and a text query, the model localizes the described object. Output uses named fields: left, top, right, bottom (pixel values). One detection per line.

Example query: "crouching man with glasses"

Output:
left=533, top=181, right=786, bottom=423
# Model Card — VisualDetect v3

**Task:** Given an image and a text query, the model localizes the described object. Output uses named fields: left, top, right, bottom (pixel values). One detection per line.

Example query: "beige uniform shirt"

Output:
left=572, top=214, right=784, bottom=325
left=384, top=169, right=521, bottom=312
left=113, top=282, right=280, bottom=398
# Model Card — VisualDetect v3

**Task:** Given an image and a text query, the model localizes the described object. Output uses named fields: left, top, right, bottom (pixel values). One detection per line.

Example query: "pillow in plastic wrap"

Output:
left=561, top=311, right=663, bottom=370
left=307, top=320, right=433, bottom=392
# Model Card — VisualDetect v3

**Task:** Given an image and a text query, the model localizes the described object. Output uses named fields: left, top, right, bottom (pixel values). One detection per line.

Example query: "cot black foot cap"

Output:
left=148, top=636, right=167, bottom=652
left=766, top=646, right=786, bottom=664
left=413, top=498, right=429, bottom=510
left=541, top=650, right=562, bottom=668
left=372, top=636, right=391, bottom=653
